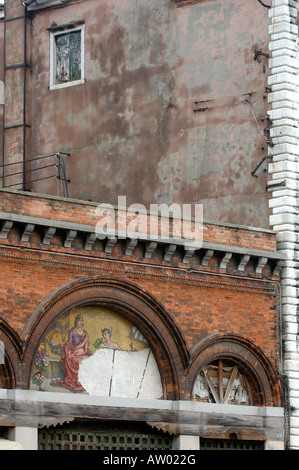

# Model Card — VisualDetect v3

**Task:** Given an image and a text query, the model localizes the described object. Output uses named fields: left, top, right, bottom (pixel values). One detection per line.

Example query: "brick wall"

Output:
left=0, top=190, right=281, bottom=403
left=0, top=189, right=277, bottom=251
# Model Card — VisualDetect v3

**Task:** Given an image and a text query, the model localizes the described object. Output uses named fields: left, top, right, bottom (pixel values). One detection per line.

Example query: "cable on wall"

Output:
left=257, top=0, right=271, bottom=9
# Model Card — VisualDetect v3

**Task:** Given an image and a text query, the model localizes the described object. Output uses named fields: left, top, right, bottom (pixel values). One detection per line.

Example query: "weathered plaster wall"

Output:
left=0, top=18, right=3, bottom=171
left=27, top=0, right=271, bottom=227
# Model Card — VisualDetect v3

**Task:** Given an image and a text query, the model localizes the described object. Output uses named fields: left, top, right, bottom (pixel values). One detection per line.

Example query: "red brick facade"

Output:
left=0, top=0, right=287, bottom=449
left=0, top=189, right=283, bottom=407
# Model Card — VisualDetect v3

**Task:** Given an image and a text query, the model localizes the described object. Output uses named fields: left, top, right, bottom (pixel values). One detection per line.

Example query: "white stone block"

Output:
left=269, top=6, right=297, bottom=18
left=268, top=71, right=299, bottom=86
left=270, top=117, right=299, bottom=127
left=271, top=135, right=299, bottom=146
left=286, top=372, right=299, bottom=381
left=268, top=194, right=298, bottom=207
left=268, top=90, right=299, bottom=105
left=269, top=55, right=299, bottom=69
left=276, top=230, right=297, bottom=241
left=284, top=323, right=299, bottom=334
left=283, top=341, right=299, bottom=353
left=280, top=264, right=299, bottom=276
left=289, top=436, right=299, bottom=449
left=270, top=32, right=298, bottom=45
left=284, top=351, right=299, bottom=362
left=290, top=416, right=299, bottom=429
left=270, top=100, right=299, bottom=111
left=285, top=360, right=299, bottom=373
left=270, top=171, right=299, bottom=181
left=289, top=391, right=299, bottom=401
left=268, top=143, right=299, bottom=156
left=269, top=22, right=298, bottom=35
left=282, top=286, right=298, bottom=297
left=272, top=208, right=298, bottom=217
left=271, top=0, right=295, bottom=7
left=264, top=441, right=284, bottom=450
left=272, top=189, right=298, bottom=199
left=270, top=125, right=299, bottom=139
left=173, top=435, right=200, bottom=451
left=268, top=108, right=299, bottom=121
left=268, top=161, right=299, bottom=173
left=269, top=38, right=298, bottom=53
left=7, top=427, right=38, bottom=451
left=271, top=49, right=298, bottom=60
left=282, top=303, right=299, bottom=315
left=281, top=277, right=298, bottom=287
left=281, top=297, right=299, bottom=306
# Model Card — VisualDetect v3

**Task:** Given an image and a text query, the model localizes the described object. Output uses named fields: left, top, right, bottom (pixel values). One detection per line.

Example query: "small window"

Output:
left=192, top=359, right=251, bottom=405
left=50, top=25, right=85, bottom=90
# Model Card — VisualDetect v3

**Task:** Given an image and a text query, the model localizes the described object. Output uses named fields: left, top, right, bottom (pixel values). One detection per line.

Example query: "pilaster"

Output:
left=268, top=0, right=299, bottom=450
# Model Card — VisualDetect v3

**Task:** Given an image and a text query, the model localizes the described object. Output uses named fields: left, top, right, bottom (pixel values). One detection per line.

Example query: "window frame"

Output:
left=49, top=24, right=85, bottom=91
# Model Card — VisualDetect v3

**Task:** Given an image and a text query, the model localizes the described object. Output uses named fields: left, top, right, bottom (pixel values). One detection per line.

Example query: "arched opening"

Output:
left=30, top=304, right=164, bottom=400
left=192, top=358, right=251, bottom=405
left=0, top=320, right=22, bottom=389
left=188, top=334, right=282, bottom=407
left=0, top=364, right=12, bottom=389
left=23, top=276, right=188, bottom=399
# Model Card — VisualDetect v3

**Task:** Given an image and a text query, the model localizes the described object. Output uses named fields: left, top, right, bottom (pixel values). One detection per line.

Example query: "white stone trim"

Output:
left=268, top=0, right=299, bottom=450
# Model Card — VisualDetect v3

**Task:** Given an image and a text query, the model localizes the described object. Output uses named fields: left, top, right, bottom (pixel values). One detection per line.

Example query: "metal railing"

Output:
left=0, top=152, right=70, bottom=197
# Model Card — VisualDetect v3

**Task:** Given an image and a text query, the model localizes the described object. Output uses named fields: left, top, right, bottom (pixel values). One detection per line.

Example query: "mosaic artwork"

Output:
left=31, top=306, right=163, bottom=399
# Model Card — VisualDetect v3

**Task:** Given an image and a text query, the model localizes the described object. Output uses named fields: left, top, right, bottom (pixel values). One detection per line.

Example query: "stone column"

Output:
left=264, top=440, right=285, bottom=450
left=7, top=427, right=38, bottom=450
left=268, top=0, right=299, bottom=450
left=172, top=435, right=200, bottom=450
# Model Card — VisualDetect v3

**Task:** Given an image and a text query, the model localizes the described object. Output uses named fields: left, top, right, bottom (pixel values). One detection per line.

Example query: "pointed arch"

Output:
left=0, top=318, right=22, bottom=388
left=22, top=276, right=189, bottom=399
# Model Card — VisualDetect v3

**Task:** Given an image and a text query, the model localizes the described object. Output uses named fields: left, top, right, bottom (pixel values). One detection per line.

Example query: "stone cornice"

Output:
left=0, top=210, right=285, bottom=276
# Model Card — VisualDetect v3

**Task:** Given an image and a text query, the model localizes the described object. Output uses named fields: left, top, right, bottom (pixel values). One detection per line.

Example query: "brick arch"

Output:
left=187, top=333, right=282, bottom=407
left=22, top=276, right=189, bottom=399
left=0, top=318, right=22, bottom=389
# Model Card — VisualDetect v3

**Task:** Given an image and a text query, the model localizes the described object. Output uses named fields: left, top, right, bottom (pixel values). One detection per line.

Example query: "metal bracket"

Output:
left=254, top=47, right=269, bottom=63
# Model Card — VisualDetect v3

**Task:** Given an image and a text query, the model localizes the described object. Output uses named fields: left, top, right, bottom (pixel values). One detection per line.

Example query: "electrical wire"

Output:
left=257, top=0, right=271, bottom=8
left=243, top=99, right=269, bottom=142
left=55, top=153, right=70, bottom=198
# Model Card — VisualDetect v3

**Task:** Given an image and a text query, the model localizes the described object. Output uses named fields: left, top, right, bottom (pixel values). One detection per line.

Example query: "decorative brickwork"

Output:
left=188, top=333, right=282, bottom=406
left=0, top=191, right=283, bottom=407
left=0, top=0, right=289, bottom=449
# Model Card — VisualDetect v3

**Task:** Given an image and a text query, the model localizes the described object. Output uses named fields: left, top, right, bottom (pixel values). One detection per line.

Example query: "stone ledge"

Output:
left=0, top=389, right=285, bottom=441
left=0, top=212, right=285, bottom=276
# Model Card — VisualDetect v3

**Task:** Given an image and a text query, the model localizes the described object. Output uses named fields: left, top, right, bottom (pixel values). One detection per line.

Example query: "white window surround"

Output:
left=49, top=24, right=85, bottom=91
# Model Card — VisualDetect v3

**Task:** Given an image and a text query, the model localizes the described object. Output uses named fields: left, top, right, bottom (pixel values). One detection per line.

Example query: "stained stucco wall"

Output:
left=0, top=17, right=3, bottom=170
left=21, top=0, right=271, bottom=226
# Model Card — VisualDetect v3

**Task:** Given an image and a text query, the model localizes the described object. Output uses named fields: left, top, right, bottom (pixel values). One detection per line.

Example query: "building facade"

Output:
left=0, top=0, right=298, bottom=450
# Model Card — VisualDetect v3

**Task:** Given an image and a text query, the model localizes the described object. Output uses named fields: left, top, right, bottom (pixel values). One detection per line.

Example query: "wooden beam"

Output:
left=218, top=360, right=224, bottom=404
left=224, top=366, right=239, bottom=405
left=203, top=367, right=219, bottom=404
